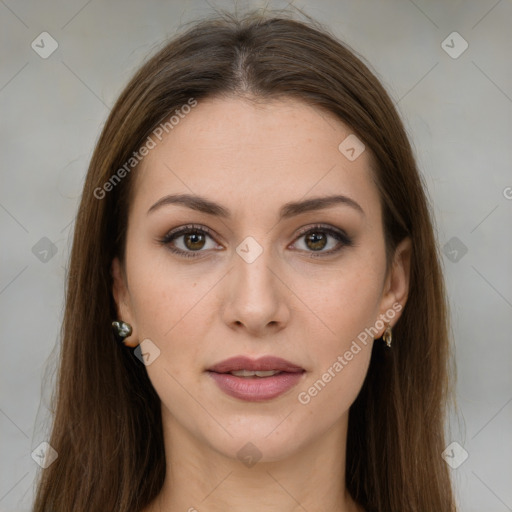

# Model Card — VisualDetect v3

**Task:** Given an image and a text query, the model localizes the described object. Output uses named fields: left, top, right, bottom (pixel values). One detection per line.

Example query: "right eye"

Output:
left=159, top=224, right=220, bottom=259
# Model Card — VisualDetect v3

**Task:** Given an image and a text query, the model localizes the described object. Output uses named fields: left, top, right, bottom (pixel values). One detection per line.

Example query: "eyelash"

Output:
left=159, top=223, right=353, bottom=259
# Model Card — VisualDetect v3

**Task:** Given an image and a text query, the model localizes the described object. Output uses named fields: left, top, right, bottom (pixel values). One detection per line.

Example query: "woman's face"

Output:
left=112, top=96, right=410, bottom=462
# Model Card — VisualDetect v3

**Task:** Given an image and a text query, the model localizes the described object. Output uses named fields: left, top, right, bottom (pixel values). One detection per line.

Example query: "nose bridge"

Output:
left=233, top=234, right=277, bottom=296
left=222, top=233, right=290, bottom=332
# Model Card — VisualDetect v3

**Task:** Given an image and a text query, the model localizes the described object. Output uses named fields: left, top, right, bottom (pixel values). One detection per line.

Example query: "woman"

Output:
left=33, top=9, right=457, bottom=512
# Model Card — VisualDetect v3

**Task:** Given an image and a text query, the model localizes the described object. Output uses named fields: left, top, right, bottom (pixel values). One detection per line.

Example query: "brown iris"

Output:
left=305, top=231, right=327, bottom=251
left=184, top=231, right=206, bottom=250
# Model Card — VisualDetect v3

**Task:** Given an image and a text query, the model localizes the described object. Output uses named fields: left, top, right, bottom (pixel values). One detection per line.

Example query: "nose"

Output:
left=221, top=241, right=291, bottom=337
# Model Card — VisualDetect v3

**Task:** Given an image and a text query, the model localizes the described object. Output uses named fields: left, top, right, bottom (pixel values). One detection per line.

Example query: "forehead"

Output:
left=131, top=96, right=381, bottom=223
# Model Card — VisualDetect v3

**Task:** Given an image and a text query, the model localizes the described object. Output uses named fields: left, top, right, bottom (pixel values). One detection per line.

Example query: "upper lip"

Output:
left=207, top=356, right=304, bottom=374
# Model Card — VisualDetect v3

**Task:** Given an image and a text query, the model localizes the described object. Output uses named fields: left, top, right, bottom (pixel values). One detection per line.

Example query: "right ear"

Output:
left=111, top=257, right=138, bottom=347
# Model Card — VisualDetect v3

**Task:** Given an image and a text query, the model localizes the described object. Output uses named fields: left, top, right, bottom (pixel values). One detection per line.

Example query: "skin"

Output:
left=111, top=96, right=411, bottom=512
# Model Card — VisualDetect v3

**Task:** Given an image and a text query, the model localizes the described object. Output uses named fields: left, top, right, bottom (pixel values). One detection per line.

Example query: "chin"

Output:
left=212, top=433, right=304, bottom=465
left=201, top=415, right=309, bottom=463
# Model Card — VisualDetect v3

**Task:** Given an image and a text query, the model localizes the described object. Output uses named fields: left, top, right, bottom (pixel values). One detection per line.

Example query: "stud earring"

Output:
left=383, top=325, right=392, bottom=348
left=112, top=320, right=132, bottom=340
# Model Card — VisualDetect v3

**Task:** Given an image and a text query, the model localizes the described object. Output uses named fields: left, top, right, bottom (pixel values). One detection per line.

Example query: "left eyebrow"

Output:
left=147, top=193, right=365, bottom=219
left=280, top=194, right=365, bottom=219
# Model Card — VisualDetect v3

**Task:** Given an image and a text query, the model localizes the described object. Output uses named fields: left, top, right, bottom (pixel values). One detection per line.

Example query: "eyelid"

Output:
left=163, top=223, right=216, bottom=240
left=293, top=223, right=350, bottom=241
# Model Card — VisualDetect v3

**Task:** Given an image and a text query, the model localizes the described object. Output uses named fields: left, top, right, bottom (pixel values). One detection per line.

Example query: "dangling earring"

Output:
left=383, top=324, right=392, bottom=348
left=112, top=320, right=132, bottom=341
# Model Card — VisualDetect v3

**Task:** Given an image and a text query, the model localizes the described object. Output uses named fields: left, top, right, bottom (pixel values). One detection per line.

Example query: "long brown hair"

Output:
left=33, top=8, right=457, bottom=511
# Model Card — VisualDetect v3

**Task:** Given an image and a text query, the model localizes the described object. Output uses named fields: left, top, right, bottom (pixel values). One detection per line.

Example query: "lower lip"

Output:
left=207, top=371, right=305, bottom=402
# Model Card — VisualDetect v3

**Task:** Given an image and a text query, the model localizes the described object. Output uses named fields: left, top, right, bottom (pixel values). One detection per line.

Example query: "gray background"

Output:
left=1, top=0, right=511, bottom=510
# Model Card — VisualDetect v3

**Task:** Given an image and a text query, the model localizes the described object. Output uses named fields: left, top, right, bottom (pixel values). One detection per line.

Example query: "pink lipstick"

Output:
left=207, top=356, right=305, bottom=402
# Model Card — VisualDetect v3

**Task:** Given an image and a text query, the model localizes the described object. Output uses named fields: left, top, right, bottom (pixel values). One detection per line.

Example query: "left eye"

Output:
left=291, top=225, right=353, bottom=257
left=160, top=224, right=352, bottom=259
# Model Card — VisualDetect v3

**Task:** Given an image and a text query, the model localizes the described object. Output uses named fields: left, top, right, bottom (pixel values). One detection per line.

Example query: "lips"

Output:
left=206, top=356, right=305, bottom=402
left=207, top=356, right=304, bottom=374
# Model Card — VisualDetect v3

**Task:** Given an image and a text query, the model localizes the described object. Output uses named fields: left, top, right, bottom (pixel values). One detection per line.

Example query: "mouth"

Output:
left=206, top=356, right=306, bottom=402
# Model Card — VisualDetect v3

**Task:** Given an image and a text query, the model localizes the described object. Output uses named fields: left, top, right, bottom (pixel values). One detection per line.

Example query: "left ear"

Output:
left=376, top=237, right=412, bottom=336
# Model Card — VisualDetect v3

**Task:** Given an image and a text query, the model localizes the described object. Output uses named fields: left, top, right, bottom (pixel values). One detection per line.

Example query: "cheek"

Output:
left=124, top=241, right=202, bottom=350
left=296, top=344, right=371, bottom=437
left=291, top=254, right=383, bottom=413
left=294, top=253, right=385, bottom=345
left=293, top=272, right=378, bottom=422
left=125, top=256, right=216, bottom=419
